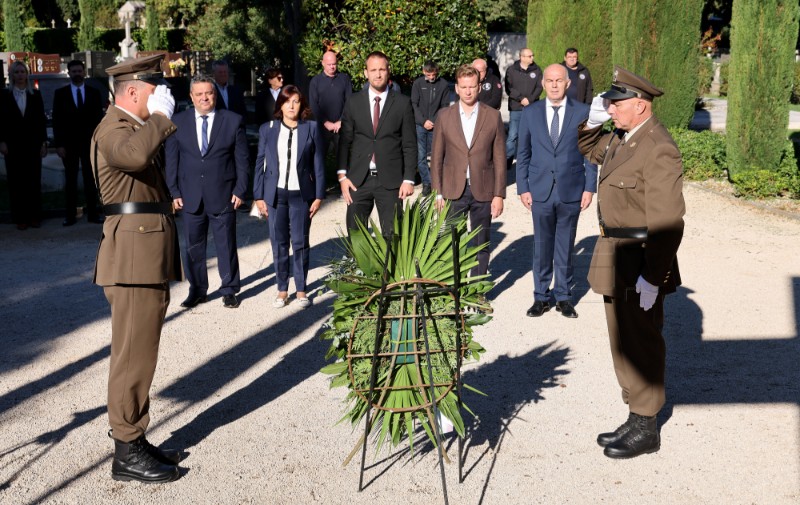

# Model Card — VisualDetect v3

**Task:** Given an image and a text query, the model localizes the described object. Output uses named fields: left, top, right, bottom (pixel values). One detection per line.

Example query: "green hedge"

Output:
left=730, top=141, right=800, bottom=198
left=792, top=61, right=800, bottom=105
left=697, top=56, right=714, bottom=96
left=718, top=61, right=729, bottom=97
left=669, top=128, right=727, bottom=180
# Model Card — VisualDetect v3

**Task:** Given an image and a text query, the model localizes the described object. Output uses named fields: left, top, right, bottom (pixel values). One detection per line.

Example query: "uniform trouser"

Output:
left=415, top=125, right=433, bottom=185
left=346, top=174, right=401, bottom=238
left=448, top=183, right=492, bottom=277
left=104, top=283, right=169, bottom=442
left=182, top=203, right=241, bottom=296
left=5, top=149, right=42, bottom=225
left=532, top=189, right=581, bottom=302
left=603, top=293, right=666, bottom=417
left=268, top=188, right=311, bottom=292
left=62, top=145, right=100, bottom=219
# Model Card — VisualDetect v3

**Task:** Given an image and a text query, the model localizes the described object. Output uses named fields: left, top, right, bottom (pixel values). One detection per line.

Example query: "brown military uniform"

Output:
left=93, top=104, right=179, bottom=442
left=578, top=114, right=685, bottom=417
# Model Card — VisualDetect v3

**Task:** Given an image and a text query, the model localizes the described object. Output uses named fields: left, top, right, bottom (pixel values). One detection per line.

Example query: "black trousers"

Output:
left=63, top=143, right=100, bottom=219
left=346, top=173, right=401, bottom=237
left=5, top=148, right=42, bottom=225
left=181, top=202, right=241, bottom=296
left=448, top=183, right=492, bottom=276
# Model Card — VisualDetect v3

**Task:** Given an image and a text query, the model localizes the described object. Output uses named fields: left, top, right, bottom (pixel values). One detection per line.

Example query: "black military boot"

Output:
left=597, top=412, right=635, bottom=447
left=603, top=413, right=660, bottom=459
left=112, top=437, right=179, bottom=483
left=109, top=430, right=180, bottom=465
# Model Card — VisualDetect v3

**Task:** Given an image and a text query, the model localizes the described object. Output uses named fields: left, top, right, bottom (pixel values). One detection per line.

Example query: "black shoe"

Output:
left=88, top=215, right=106, bottom=224
left=555, top=300, right=578, bottom=318
left=111, top=436, right=179, bottom=483
left=603, top=413, right=660, bottom=459
left=180, top=293, right=208, bottom=308
left=422, top=184, right=432, bottom=197
left=62, top=217, right=77, bottom=227
left=109, top=430, right=180, bottom=465
left=526, top=300, right=550, bottom=317
left=223, top=294, right=240, bottom=308
left=597, top=413, right=636, bottom=447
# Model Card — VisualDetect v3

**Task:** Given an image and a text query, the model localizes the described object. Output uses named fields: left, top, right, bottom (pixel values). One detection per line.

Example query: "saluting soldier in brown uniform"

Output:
left=92, top=54, right=182, bottom=483
left=578, top=66, right=685, bottom=459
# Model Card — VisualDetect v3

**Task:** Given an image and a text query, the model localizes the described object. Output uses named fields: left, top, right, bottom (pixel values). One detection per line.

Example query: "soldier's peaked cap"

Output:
left=105, top=54, right=169, bottom=86
left=601, top=65, right=663, bottom=101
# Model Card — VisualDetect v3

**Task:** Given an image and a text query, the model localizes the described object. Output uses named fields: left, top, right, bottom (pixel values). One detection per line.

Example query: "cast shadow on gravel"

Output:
left=158, top=297, right=333, bottom=452
left=662, top=280, right=800, bottom=438
left=461, top=342, right=571, bottom=504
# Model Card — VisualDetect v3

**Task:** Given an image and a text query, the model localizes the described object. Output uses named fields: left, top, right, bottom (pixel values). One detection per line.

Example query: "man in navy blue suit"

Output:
left=166, top=74, right=249, bottom=309
left=516, top=64, right=597, bottom=319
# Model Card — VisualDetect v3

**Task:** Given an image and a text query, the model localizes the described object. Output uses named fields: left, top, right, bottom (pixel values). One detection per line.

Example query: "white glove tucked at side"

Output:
left=586, top=95, right=611, bottom=129
left=635, top=275, right=659, bottom=311
left=147, top=85, right=175, bottom=119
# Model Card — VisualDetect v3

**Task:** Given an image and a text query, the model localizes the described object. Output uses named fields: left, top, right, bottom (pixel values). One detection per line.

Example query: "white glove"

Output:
left=635, top=275, right=659, bottom=311
left=147, top=85, right=175, bottom=119
left=586, top=95, right=611, bottom=128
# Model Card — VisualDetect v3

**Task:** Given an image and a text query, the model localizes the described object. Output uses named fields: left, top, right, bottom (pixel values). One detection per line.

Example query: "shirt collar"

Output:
left=115, top=105, right=145, bottom=125
left=368, top=87, right=389, bottom=104
left=624, top=116, right=652, bottom=140
left=545, top=97, right=565, bottom=108
left=195, top=109, right=216, bottom=119
left=458, top=101, right=479, bottom=119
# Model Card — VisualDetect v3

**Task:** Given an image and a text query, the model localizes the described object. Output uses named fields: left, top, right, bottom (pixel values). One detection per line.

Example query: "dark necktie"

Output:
left=76, top=87, right=84, bottom=108
left=283, top=124, right=295, bottom=189
left=372, top=96, right=381, bottom=163
left=201, top=115, right=209, bottom=156
left=550, top=106, right=561, bottom=147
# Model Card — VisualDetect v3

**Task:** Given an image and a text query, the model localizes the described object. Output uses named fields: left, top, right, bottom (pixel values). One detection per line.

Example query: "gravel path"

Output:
left=1, top=181, right=798, bottom=505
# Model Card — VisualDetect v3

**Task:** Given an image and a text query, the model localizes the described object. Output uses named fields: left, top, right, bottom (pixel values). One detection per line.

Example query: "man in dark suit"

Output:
left=166, top=74, right=249, bottom=309
left=579, top=66, right=684, bottom=459
left=212, top=60, right=247, bottom=118
left=430, top=64, right=506, bottom=281
left=337, top=51, right=417, bottom=236
left=516, top=64, right=597, bottom=319
left=53, top=59, right=105, bottom=226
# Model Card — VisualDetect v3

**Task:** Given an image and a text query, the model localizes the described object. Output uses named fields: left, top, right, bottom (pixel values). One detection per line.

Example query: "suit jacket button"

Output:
left=138, top=226, right=145, bottom=232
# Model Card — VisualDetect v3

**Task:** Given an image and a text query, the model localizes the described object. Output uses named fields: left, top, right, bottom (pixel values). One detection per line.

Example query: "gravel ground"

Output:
left=1, top=181, right=798, bottom=505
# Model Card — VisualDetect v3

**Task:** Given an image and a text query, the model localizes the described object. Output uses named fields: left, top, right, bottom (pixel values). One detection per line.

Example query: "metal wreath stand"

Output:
left=345, top=227, right=467, bottom=505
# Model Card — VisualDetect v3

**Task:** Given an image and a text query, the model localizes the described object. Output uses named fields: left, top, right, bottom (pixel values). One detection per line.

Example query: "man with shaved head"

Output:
left=472, top=58, right=502, bottom=110
left=309, top=50, right=353, bottom=158
left=516, top=63, right=596, bottom=320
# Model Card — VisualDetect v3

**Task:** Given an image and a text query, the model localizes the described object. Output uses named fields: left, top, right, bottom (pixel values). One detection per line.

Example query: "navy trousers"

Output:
left=268, top=188, right=311, bottom=292
left=531, top=187, right=581, bottom=302
left=182, top=201, right=241, bottom=296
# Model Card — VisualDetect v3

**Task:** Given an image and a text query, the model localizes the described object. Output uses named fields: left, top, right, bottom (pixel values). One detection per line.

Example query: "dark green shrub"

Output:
left=727, top=0, right=799, bottom=178
left=28, top=28, right=77, bottom=55
left=527, top=0, right=614, bottom=91
left=697, top=55, right=714, bottom=96
left=730, top=140, right=800, bottom=198
left=791, top=61, right=800, bottom=105
left=611, top=0, right=705, bottom=128
left=669, top=127, right=727, bottom=180
left=718, top=61, right=729, bottom=96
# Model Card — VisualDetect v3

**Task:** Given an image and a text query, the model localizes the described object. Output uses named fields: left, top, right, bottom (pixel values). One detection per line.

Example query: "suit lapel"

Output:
left=467, top=104, right=487, bottom=150
left=375, top=91, right=394, bottom=135
left=206, top=110, right=223, bottom=153
left=296, top=122, right=310, bottom=167
left=554, top=100, right=575, bottom=150
left=600, top=129, right=633, bottom=180
left=537, top=104, right=553, bottom=153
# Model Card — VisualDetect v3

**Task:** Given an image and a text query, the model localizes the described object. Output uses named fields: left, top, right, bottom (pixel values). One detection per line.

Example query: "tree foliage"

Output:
left=145, top=0, right=160, bottom=51
left=76, top=0, right=95, bottom=50
left=526, top=0, right=613, bottom=92
left=300, top=0, right=488, bottom=87
left=4, top=0, right=26, bottom=51
left=727, top=0, right=799, bottom=177
left=612, top=0, right=704, bottom=128
left=477, top=0, right=526, bottom=32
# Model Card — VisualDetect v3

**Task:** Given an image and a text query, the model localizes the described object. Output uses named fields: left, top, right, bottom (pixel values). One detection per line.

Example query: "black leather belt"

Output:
left=601, top=226, right=648, bottom=239
left=104, top=202, right=173, bottom=215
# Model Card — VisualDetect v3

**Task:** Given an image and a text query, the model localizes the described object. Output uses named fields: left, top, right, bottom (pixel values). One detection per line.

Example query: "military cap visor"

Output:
left=601, top=84, right=652, bottom=101
left=602, top=65, right=663, bottom=102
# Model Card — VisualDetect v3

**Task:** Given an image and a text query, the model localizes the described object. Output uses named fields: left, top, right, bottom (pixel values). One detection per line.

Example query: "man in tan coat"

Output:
left=430, top=64, right=506, bottom=284
left=92, top=54, right=182, bottom=483
left=578, top=66, right=685, bottom=459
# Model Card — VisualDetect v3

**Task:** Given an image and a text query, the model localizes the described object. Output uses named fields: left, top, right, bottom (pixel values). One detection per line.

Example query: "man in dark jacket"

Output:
left=472, top=58, right=502, bottom=110
left=410, top=60, right=450, bottom=196
left=562, top=48, right=594, bottom=104
left=504, top=48, right=543, bottom=167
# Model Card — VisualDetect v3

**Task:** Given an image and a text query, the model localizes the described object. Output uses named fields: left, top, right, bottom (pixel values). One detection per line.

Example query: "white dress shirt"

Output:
left=195, top=109, right=216, bottom=153
left=545, top=97, right=566, bottom=139
left=277, top=121, right=300, bottom=191
left=13, top=87, right=26, bottom=115
left=459, top=101, right=480, bottom=180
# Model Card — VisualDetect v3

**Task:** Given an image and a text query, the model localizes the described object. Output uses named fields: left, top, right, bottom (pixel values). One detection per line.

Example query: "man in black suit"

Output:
left=166, top=74, right=249, bottom=309
left=53, top=59, right=105, bottom=226
left=337, top=51, right=417, bottom=236
left=212, top=60, right=247, bottom=118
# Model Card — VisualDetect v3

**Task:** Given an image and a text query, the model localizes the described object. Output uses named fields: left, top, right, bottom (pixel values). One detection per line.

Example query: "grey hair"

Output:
left=191, top=73, right=216, bottom=91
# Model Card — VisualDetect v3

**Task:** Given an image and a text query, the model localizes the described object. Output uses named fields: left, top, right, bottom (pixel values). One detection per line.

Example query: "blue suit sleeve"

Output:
left=165, top=131, right=181, bottom=199
left=311, top=123, right=326, bottom=200
left=232, top=115, right=250, bottom=199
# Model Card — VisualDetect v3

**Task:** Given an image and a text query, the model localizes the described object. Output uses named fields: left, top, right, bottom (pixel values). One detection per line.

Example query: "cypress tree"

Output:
left=527, top=0, right=614, bottom=92
left=77, top=0, right=95, bottom=51
left=727, top=0, right=799, bottom=177
left=3, top=0, right=26, bottom=51
left=611, top=0, right=704, bottom=128
left=145, top=1, right=160, bottom=51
